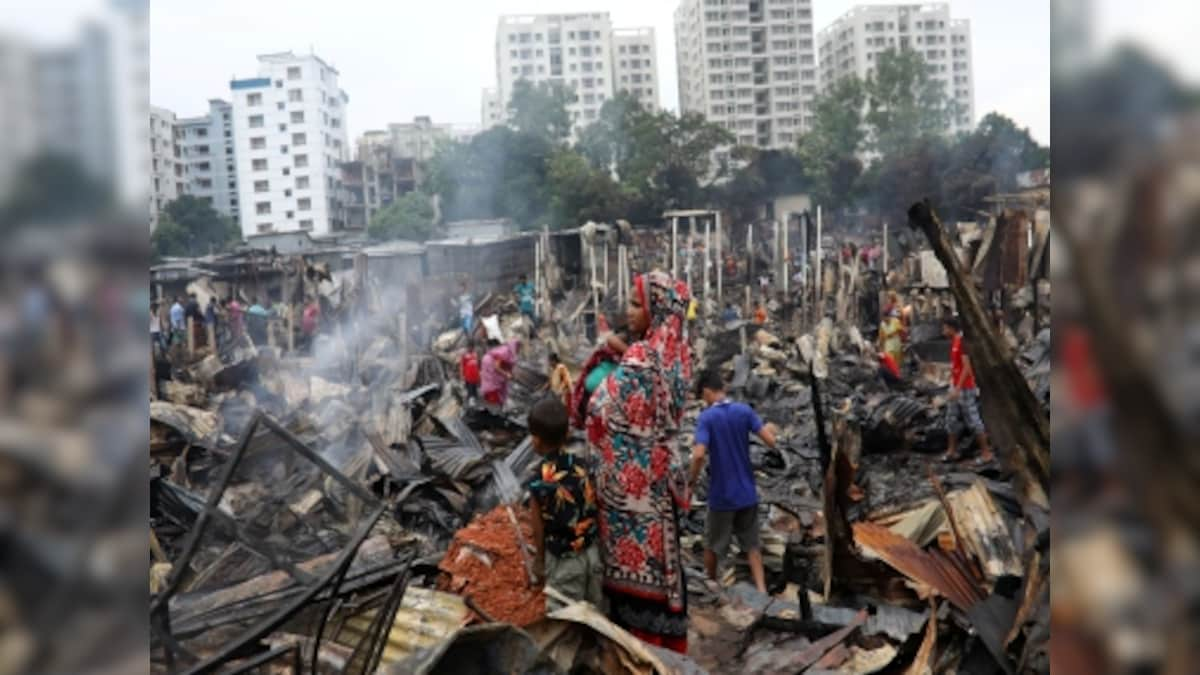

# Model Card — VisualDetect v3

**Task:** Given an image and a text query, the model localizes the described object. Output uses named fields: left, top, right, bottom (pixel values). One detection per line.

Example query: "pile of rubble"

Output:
left=149, top=206, right=1050, bottom=674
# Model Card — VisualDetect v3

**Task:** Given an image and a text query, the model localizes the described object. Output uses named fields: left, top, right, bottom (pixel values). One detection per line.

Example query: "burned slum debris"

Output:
left=150, top=212, right=1050, bottom=674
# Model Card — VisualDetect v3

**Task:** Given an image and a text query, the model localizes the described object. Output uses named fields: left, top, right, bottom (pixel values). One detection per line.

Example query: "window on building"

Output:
left=256, top=202, right=271, bottom=215
left=299, top=219, right=313, bottom=230
left=298, top=198, right=312, bottom=211
left=294, top=154, right=308, bottom=168
left=256, top=223, right=273, bottom=233
left=290, top=111, right=305, bottom=124
left=296, top=175, right=310, bottom=189
left=288, top=89, right=303, bottom=102
left=247, top=93, right=262, bottom=106
left=250, top=137, right=266, bottom=150
left=254, top=180, right=269, bottom=193
left=252, top=158, right=268, bottom=171
left=292, top=133, right=307, bottom=146
left=249, top=115, right=264, bottom=128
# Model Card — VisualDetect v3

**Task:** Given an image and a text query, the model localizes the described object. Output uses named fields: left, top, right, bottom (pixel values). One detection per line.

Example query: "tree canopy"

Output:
left=151, top=195, right=239, bottom=258
left=367, top=191, right=439, bottom=241
left=797, top=77, right=867, bottom=210
left=864, top=48, right=957, bottom=159
left=507, top=80, right=576, bottom=143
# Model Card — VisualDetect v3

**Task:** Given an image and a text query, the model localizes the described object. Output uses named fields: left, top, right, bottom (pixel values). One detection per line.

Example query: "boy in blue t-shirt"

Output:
left=688, top=369, right=777, bottom=593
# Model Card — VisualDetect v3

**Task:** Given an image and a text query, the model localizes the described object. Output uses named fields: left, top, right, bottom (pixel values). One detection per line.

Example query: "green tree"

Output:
left=864, top=49, right=957, bottom=159
left=797, top=77, right=866, bottom=209
left=545, top=149, right=630, bottom=228
left=576, top=91, right=644, bottom=172
left=151, top=195, right=239, bottom=257
left=508, top=80, right=576, bottom=143
left=938, top=112, right=1049, bottom=219
left=367, top=191, right=439, bottom=241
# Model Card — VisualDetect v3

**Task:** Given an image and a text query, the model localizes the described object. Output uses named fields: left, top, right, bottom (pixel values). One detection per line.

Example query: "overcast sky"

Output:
left=9, top=0, right=1049, bottom=144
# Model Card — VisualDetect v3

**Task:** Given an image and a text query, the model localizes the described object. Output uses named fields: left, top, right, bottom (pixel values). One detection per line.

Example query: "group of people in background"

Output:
left=151, top=292, right=322, bottom=356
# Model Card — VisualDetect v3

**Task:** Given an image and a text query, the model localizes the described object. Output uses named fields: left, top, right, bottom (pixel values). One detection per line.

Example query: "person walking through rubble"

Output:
left=514, top=274, right=536, bottom=327
left=169, top=296, right=186, bottom=345
left=689, top=369, right=776, bottom=594
left=878, top=307, right=905, bottom=373
left=527, top=397, right=603, bottom=607
left=942, top=317, right=994, bottom=464
left=481, top=338, right=520, bottom=409
left=585, top=270, right=692, bottom=654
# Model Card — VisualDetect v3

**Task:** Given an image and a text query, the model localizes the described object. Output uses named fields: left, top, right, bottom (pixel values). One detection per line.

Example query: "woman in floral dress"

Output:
left=586, top=270, right=692, bottom=653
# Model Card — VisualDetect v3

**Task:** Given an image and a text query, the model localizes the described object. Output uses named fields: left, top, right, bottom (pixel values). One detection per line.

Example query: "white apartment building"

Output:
left=149, top=105, right=183, bottom=229
left=229, top=51, right=351, bottom=239
left=176, top=99, right=239, bottom=224
left=492, top=13, right=661, bottom=135
left=674, top=0, right=819, bottom=150
left=818, top=3, right=974, bottom=133
left=480, top=87, right=504, bottom=129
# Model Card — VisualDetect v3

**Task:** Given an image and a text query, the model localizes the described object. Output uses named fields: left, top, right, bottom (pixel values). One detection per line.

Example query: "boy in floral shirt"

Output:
left=527, top=398, right=602, bottom=606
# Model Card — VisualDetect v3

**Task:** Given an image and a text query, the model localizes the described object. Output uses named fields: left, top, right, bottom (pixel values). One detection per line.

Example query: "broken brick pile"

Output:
left=437, top=504, right=546, bottom=627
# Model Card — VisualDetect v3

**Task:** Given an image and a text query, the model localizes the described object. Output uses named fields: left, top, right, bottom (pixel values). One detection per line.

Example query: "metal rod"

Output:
left=783, top=214, right=790, bottom=295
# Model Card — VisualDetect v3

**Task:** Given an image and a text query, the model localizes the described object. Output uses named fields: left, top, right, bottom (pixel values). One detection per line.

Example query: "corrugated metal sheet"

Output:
left=853, top=521, right=985, bottom=611
left=332, top=585, right=469, bottom=668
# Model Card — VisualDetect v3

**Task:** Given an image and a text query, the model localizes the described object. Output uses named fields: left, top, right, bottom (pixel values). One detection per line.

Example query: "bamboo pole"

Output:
left=882, top=220, right=889, bottom=283
left=186, top=317, right=195, bottom=356
left=782, top=214, right=790, bottom=295
left=715, top=212, right=723, bottom=306
left=671, top=217, right=678, bottom=278
left=703, top=217, right=711, bottom=315
left=287, top=306, right=295, bottom=353
left=686, top=216, right=695, bottom=291
left=589, top=240, right=599, bottom=318
left=815, top=206, right=823, bottom=323
left=603, top=240, right=609, bottom=297
left=206, top=322, right=216, bottom=355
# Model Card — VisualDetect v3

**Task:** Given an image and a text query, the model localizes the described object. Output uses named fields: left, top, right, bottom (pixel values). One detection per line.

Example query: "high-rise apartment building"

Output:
left=818, top=3, right=974, bottom=132
left=229, top=51, right=351, bottom=239
left=149, top=105, right=183, bottom=229
left=674, top=0, right=818, bottom=150
left=176, top=99, right=239, bottom=225
left=491, top=13, right=659, bottom=135
left=610, top=28, right=659, bottom=110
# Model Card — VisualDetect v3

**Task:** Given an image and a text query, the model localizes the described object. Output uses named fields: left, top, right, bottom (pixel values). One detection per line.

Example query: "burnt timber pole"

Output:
left=907, top=199, right=1049, bottom=494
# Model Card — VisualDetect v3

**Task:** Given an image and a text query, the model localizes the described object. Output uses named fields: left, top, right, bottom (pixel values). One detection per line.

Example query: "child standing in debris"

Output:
left=526, top=398, right=602, bottom=606
left=461, top=342, right=481, bottom=404
left=942, top=317, right=994, bottom=464
left=547, top=352, right=572, bottom=409
left=753, top=302, right=767, bottom=325
left=689, top=369, right=776, bottom=595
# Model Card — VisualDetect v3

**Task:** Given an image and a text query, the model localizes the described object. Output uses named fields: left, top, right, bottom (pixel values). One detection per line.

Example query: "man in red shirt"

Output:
left=942, top=317, right=993, bottom=463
